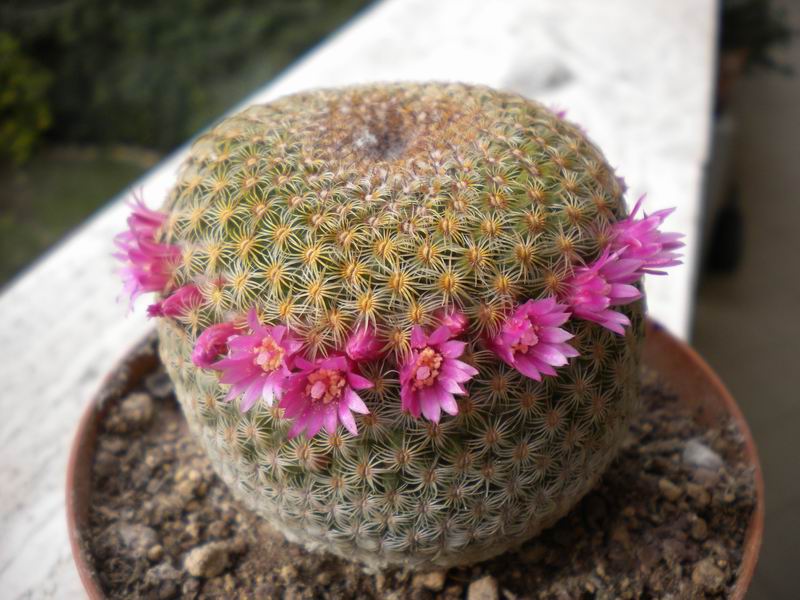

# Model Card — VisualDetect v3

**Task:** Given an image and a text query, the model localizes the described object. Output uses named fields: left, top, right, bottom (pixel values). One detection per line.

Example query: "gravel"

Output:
left=85, top=357, right=756, bottom=599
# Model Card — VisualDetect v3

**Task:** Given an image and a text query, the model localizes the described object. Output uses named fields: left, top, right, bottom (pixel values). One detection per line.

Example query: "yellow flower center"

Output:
left=254, top=336, right=285, bottom=372
left=412, top=347, right=443, bottom=390
left=511, top=319, right=539, bottom=355
left=306, top=368, right=346, bottom=404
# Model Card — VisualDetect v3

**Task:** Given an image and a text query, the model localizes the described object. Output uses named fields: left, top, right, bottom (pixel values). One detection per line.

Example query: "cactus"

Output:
left=117, top=82, right=682, bottom=570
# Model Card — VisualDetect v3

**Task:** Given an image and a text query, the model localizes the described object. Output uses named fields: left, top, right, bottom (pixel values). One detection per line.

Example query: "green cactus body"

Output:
left=155, top=83, right=644, bottom=570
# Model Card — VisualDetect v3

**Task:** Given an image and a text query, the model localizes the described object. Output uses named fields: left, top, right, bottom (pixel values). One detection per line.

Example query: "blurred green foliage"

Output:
left=0, top=0, right=370, bottom=286
left=722, top=0, right=794, bottom=73
left=0, top=147, right=153, bottom=284
left=0, top=32, right=52, bottom=163
left=0, top=0, right=371, bottom=152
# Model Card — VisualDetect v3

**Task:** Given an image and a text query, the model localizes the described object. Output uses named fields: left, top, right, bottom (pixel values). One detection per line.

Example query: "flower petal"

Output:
left=323, top=405, right=338, bottom=435
left=410, top=325, right=427, bottom=349
left=346, top=371, right=374, bottom=390
left=419, top=388, right=442, bottom=423
left=338, top=403, right=359, bottom=436
left=428, top=325, right=452, bottom=346
left=514, top=355, right=542, bottom=381
left=344, top=388, right=370, bottom=414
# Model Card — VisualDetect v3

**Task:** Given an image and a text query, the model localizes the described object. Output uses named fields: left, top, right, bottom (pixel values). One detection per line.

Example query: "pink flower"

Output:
left=563, top=250, right=643, bottom=335
left=211, top=309, right=302, bottom=411
left=147, top=284, right=202, bottom=318
left=279, top=355, right=372, bottom=438
left=114, top=196, right=180, bottom=307
left=192, top=322, right=241, bottom=368
left=399, top=325, right=479, bottom=422
left=490, top=298, right=579, bottom=381
left=612, top=195, right=684, bottom=275
left=435, top=308, right=469, bottom=336
left=344, top=326, right=383, bottom=362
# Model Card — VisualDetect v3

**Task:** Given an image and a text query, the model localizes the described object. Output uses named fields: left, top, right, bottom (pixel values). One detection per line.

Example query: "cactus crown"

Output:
left=161, top=83, right=624, bottom=354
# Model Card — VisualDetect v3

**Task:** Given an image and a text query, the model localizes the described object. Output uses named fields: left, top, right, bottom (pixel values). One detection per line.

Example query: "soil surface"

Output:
left=85, top=358, right=756, bottom=599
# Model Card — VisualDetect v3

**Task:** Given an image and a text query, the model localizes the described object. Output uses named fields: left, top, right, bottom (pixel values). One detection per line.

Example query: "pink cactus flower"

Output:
left=192, top=322, right=241, bottom=369
left=279, top=355, right=372, bottom=438
left=344, top=326, right=383, bottom=362
left=211, top=309, right=302, bottom=411
left=147, top=284, right=202, bottom=318
left=114, top=196, right=180, bottom=307
left=490, top=297, right=579, bottom=381
left=612, top=195, right=684, bottom=275
left=435, top=308, right=469, bottom=336
left=563, top=250, right=643, bottom=335
left=399, top=325, right=479, bottom=423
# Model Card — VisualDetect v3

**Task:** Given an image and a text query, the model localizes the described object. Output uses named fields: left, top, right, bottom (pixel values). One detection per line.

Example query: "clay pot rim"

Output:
left=65, top=322, right=764, bottom=599
left=66, top=333, right=161, bottom=600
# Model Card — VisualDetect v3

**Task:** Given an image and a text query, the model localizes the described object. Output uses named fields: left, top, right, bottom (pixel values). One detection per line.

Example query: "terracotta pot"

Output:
left=66, top=333, right=160, bottom=600
left=66, top=322, right=764, bottom=599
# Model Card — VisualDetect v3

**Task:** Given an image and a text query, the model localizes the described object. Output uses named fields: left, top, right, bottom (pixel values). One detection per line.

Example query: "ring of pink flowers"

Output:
left=117, top=193, right=682, bottom=436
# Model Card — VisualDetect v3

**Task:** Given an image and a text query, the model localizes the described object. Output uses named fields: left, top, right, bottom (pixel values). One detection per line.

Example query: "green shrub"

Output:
left=1, top=0, right=371, bottom=151
left=722, top=0, right=794, bottom=73
left=0, top=32, right=52, bottom=164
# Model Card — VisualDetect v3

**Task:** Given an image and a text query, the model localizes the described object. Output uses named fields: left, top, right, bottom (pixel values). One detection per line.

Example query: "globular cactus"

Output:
left=116, top=83, right=682, bottom=570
